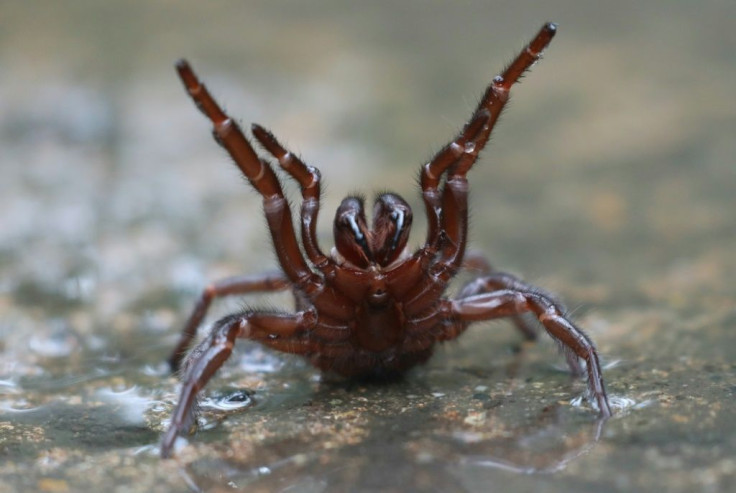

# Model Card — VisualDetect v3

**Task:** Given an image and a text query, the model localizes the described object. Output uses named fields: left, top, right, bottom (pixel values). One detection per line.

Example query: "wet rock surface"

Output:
left=1, top=2, right=735, bottom=492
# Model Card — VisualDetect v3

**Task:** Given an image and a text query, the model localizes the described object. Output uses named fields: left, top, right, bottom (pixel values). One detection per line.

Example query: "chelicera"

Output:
left=161, top=22, right=611, bottom=458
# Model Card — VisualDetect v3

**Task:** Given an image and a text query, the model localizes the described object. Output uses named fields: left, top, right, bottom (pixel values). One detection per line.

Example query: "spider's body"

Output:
left=161, top=23, right=612, bottom=458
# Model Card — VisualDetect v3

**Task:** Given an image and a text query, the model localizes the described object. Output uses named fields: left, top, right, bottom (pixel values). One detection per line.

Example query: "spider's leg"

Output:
left=447, top=288, right=611, bottom=418
left=452, top=22, right=557, bottom=177
left=160, top=309, right=316, bottom=458
left=251, top=124, right=334, bottom=273
left=396, top=112, right=490, bottom=314
left=460, top=250, right=494, bottom=273
left=404, top=142, right=482, bottom=316
left=457, top=270, right=535, bottom=342
left=175, top=60, right=320, bottom=293
left=405, top=24, right=557, bottom=314
left=167, top=272, right=290, bottom=372
left=456, top=252, right=539, bottom=341
left=438, top=22, right=558, bottom=267
left=418, top=110, right=490, bottom=250
left=249, top=125, right=369, bottom=320
left=456, top=271, right=585, bottom=375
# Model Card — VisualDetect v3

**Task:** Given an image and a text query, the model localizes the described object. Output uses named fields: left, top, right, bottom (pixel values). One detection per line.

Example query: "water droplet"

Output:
left=0, top=379, right=20, bottom=395
left=28, top=327, right=77, bottom=358
left=569, top=395, right=585, bottom=408
left=96, top=386, right=158, bottom=425
left=132, top=444, right=159, bottom=456
left=201, top=389, right=254, bottom=411
left=609, top=395, right=639, bottom=411
left=61, top=275, right=96, bottom=301
left=451, top=430, right=484, bottom=444
left=0, top=399, right=44, bottom=413
left=141, top=363, right=169, bottom=377
left=156, top=436, right=188, bottom=457
left=569, top=393, right=639, bottom=413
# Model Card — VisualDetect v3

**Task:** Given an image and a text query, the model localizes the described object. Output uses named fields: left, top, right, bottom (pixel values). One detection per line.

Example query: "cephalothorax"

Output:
left=161, top=23, right=611, bottom=458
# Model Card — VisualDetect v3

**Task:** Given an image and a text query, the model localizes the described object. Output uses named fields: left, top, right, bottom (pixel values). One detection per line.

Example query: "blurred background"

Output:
left=1, top=1, right=735, bottom=492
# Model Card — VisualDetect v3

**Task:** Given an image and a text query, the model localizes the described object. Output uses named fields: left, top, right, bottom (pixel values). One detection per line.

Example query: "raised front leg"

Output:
left=449, top=287, right=611, bottom=418
left=437, top=23, right=558, bottom=271
left=418, top=110, right=490, bottom=250
left=167, top=272, right=290, bottom=372
left=404, top=24, right=558, bottom=316
left=175, top=60, right=320, bottom=292
left=451, top=22, right=558, bottom=178
left=161, top=309, right=316, bottom=458
left=251, top=124, right=333, bottom=273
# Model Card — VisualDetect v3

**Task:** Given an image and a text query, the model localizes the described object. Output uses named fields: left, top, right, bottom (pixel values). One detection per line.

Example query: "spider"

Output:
left=160, top=22, right=611, bottom=458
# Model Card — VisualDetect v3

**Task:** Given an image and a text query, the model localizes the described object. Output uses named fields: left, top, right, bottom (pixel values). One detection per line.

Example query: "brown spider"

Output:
left=161, top=22, right=611, bottom=458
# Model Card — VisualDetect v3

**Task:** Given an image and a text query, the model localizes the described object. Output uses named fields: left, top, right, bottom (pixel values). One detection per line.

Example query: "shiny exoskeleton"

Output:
left=161, top=23, right=612, bottom=458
